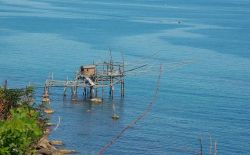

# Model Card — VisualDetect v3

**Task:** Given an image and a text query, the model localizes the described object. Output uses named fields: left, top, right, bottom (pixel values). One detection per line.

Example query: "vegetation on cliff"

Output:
left=0, top=86, right=45, bottom=155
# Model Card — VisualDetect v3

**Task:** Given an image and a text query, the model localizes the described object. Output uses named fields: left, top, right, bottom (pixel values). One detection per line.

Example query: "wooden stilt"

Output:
left=71, top=85, right=77, bottom=101
left=3, top=80, right=7, bottom=90
left=90, top=86, right=94, bottom=98
left=63, top=86, right=67, bottom=96
left=102, top=77, right=104, bottom=99
left=84, top=87, right=87, bottom=98
left=109, top=77, right=112, bottom=96
left=122, top=80, right=125, bottom=97
left=42, top=85, right=50, bottom=102
left=121, top=80, right=124, bottom=97
left=95, top=87, right=98, bottom=97
left=111, top=85, right=114, bottom=98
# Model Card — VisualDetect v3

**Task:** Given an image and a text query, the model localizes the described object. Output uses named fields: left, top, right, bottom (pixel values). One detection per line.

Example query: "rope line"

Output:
left=97, top=65, right=163, bottom=155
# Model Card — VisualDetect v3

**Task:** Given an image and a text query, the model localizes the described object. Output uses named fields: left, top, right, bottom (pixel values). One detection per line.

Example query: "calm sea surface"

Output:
left=0, top=0, right=250, bottom=154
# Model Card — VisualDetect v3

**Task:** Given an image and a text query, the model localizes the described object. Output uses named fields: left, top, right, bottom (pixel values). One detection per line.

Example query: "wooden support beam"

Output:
left=63, top=86, right=67, bottom=96
left=3, top=80, right=7, bottom=90
left=44, top=85, right=49, bottom=97
left=90, top=86, right=94, bottom=98
left=71, top=85, right=77, bottom=101
left=121, top=80, right=125, bottom=97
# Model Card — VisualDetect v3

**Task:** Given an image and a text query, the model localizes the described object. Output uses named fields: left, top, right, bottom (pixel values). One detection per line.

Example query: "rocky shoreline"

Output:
left=36, top=135, right=77, bottom=155
left=37, top=103, right=77, bottom=155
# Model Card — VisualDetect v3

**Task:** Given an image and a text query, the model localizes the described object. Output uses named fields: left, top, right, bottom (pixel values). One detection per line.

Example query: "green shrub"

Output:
left=0, top=106, right=43, bottom=155
left=0, top=86, right=35, bottom=120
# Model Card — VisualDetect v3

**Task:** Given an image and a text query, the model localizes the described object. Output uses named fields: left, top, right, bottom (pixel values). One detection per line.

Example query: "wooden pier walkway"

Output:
left=42, top=60, right=125, bottom=101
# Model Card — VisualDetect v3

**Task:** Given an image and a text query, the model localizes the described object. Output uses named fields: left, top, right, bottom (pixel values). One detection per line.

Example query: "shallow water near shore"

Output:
left=0, top=0, right=250, bottom=154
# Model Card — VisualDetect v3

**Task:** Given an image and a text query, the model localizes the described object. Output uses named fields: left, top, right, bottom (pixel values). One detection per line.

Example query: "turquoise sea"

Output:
left=0, top=0, right=250, bottom=154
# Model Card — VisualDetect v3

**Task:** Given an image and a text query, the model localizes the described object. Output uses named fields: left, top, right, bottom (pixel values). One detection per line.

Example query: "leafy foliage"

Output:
left=0, top=86, right=34, bottom=119
left=0, top=106, right=43, bottom=155
left=0, top=86, right=45, bottom=154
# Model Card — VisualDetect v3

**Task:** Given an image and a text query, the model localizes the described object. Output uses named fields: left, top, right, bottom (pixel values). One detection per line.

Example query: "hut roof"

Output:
left=83, top=65, right=96, bottom=69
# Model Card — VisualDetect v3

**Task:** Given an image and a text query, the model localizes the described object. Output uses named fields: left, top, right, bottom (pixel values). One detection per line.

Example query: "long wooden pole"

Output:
left=3, top=80, right=7, bottom=90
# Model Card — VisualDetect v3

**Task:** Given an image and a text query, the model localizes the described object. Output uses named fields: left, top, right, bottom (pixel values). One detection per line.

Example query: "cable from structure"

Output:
left=125, top=50, right=161, bottom=66
left=96, top=65, right=163, bottom=155
left=124, top=64, right=148, bottom=73
left=124, top=50, right=161, bottom=72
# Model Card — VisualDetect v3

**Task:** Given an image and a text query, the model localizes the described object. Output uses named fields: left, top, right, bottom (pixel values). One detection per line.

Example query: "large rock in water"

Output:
left=36, top=136, right=63, bottom=155
left=90, top=98, right=102, bottom=104
left=52, top=150, right=64, bottom=155
left=50, top=140, right=63, bottom=145
left=36, top=136, right=77, bottom=155
left=59, top=149, right=77, bottom=154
